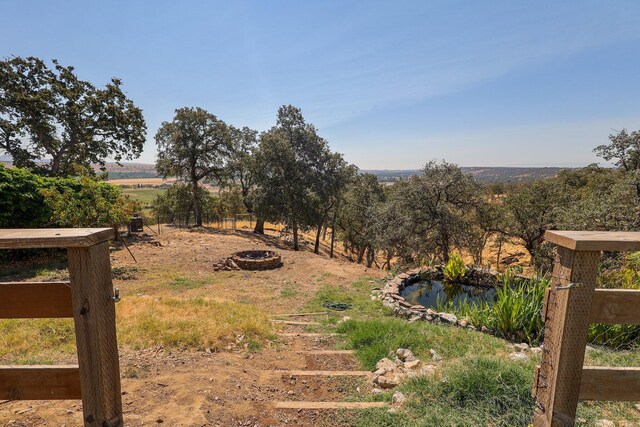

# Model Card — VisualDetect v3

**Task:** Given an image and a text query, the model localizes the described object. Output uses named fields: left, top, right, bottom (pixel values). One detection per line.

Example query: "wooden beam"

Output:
left=544, top=230, right=640, bottom=252
left=0, top=228, right=114, bottom=249
left=579, top=367, right=640, bottom=401
left=68, top=242, right=123, bottom=427
left=590, top=288, right=640, bottom=324
left=0, top=365, right=80, bottom=400
left=0, top=282, right=72, bottom=318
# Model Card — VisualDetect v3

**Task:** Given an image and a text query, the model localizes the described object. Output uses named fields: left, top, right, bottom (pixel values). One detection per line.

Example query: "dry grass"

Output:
left=0, top=295, right=273, bottom=364
left=0, top=318, right=76, bottom=364
left=116, top=296, right=273, bottom=350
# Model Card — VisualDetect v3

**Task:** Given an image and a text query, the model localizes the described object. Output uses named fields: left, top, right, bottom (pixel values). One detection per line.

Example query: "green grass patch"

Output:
left=305, top=276, right=388, bottom=321
left=167, top=276, right=209, bottom=290
left=280, top=283, right=299, bottom=298
left=336, top=318, right=504, bottom=370
left=121, top=188, right=165, bottom=205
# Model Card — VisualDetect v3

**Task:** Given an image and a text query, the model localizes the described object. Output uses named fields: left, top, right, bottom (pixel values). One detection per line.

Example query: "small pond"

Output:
left=401, top=280, right=496, bottom=310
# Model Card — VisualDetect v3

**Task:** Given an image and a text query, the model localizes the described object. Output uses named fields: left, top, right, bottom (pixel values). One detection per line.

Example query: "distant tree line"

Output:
left=3, top=56, right=639, bottom=273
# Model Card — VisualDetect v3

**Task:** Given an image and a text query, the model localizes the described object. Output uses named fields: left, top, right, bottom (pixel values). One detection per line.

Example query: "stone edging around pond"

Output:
left=377, top=266, right=544, bottom=360
left=378, top=266, right=492, bottom=331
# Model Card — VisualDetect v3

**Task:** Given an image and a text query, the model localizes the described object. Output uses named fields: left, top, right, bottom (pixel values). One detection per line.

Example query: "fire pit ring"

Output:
left=231, top=250, right=282, bottom=270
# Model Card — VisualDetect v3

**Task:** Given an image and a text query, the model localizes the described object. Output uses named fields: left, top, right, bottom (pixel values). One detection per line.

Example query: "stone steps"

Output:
left=270, top=320, right=321, bottom=326
left=273, top=370, right=371, bottom=377
left=273, top=401, right=387, bottom=410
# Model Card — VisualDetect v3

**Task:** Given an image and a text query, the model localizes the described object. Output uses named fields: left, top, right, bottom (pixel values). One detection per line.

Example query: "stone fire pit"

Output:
left=231, top=250, right=282, bottom=270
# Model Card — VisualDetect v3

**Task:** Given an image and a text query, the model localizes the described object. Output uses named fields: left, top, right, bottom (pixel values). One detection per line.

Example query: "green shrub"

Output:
left=443, top=253, right=466, bottom=282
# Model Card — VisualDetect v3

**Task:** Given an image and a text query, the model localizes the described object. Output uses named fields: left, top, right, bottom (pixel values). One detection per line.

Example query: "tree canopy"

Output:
left=0, top=56, right=146, bottom=176
left=155, top=107, right=232, bottom=226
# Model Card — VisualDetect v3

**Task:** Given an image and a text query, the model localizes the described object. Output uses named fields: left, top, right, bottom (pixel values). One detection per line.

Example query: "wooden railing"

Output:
left=0, top=228, right=123, bottom=427
left=533, top=230, right=640, bottom=426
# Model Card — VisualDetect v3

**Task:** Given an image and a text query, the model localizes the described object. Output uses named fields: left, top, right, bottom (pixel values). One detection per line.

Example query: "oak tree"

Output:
left=155, top=107, right=232, bottom=226
left=0, top=56, right=146, bottom=176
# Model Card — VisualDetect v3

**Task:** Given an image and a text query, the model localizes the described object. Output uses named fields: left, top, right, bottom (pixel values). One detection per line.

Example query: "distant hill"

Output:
left=1, top=160, right=567, bottom=184
left=366, top=167, right=568, bottom=183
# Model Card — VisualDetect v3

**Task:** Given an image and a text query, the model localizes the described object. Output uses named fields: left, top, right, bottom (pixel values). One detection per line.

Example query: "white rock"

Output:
left=392, top=391, right=406, bottom=407
left=595, top=420, right=615, bottom=427
left=372, top=388, right=382, bottom=394
left=509, top=352, right=529, bottom=362
left=429, top=349, right=443, bottom=362
left=514, top=343, right=530, bottom=352
left=376, top=374, right=401, bottom=389
left=404, top=359, right=422, bottom=370
left=376, top=358, right=396, bottom=371
left=420, top=365, right=437, bottom=377
left=396, top=348, right=414, bottom=361
left=530, top=347, right=543, bottom=355
left=338, top=316, right=352, bottom=324
left=439, top=313, right=458, bottom=324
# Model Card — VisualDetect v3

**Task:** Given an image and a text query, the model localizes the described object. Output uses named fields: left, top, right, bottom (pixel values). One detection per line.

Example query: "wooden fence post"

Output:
left=68, top=241, right=123, bottom=427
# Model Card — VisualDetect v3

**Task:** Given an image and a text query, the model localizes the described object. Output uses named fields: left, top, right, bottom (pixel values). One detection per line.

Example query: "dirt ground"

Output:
left=0, top=227, right=384, bottom=427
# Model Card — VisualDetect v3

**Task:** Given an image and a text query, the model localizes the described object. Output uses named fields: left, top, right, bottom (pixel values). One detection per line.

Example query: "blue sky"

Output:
left=2, top=1, right=640, bottom=169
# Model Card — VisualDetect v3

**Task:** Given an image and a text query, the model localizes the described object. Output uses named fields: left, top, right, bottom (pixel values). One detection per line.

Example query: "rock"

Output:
left=396, top=348, right=414, bottom=361
left=439, top=313, right=458, bottom=324
left=429, top=349, right=443, bottom=362
left=419, top=365, right=437, bottom=377
left=514, top=343, right=530, bottom=352
left=585, top=345, right=596, bottom=353
left=595, top=420, right=615, bottom=427
left=530, top=347, right=543, bottom=355
left=408, top=315, right=422, bottom=323
left=509, top=352, right=529, bottom=362
left=376, top=374, right=401, bottom=389
left=635, top=402, right=640, bottom=412
left=404, top=359, right=422, bottom=370
left=338, top=316, right=352, bottom=324
left=404, top=355, right=418, bottom=363
left=372, top=388, right=382, bottom=394
left=458, top=319, right=468, bottom=327
left=424, top=315, right=434, bottom=321
left=481, top=326, right=489, bottom=333
left=375, top=358, right=396, bottom=371
left=392, top=391, right=406, bottom=407
left=426, top=308, right=436, bottom=316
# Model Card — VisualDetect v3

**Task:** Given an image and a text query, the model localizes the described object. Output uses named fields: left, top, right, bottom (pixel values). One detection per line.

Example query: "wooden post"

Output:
left=533, top=231, right=640, bottom=427
left=533, top=247, right=599, bottom=426
left=68, top=241, right=123, bottom=427
left=0, top=228, right=122, bottom=427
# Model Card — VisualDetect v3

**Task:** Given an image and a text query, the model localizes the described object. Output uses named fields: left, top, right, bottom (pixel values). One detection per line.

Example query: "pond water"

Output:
left=400, top=280, right=496, bottom=310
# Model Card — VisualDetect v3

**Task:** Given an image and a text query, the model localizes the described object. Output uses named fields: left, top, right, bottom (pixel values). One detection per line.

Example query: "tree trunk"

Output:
left=329, top=206, right=338, bottom=258
left=192, top=180, right=202, bottom=226
left=366, top=246, right=374, bottom=268
left=496, top=237, right=503, bottom=269
left=314, top=222, right=322, bottom=254
left=292, top=223, right=299, bottom=251
left=356, top=246, right=366, bottom=264
left=253, top=217, right=265, bottom=234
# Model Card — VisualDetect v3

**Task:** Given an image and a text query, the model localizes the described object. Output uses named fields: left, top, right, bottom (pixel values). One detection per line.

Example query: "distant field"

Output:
left=107, top=177, right=176, bottom=186
left=122, top=187, right=165, bottom=204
